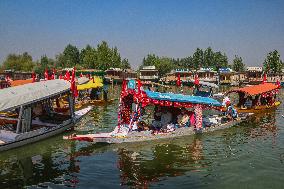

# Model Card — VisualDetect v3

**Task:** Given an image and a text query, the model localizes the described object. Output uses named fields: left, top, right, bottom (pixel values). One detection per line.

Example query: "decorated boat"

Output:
left=0, top=79, right=92, bottom=152
left=64, top=79, right=252, bottom=143
left=226, top=83, right=281, bottom=113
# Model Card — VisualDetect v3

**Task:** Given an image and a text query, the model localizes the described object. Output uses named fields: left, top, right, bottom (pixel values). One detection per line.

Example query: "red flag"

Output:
left=262, top=73, right=267, bottom=84
left=59, top=74, right=63, bottom=79
left=44, top=69, right=49, bottom=80
left=51, top=68, right=56, bottom=80
left=32, top=72, right=36, bottom=83
left=64, top=71, right=70, bottom=81
left=176, top=73, right=181, bottom=86
left=71, top=67, right=78, bottom=97
left=194, top=74, right=199, bottom=85
left=276, top=79, right=281, bottom=88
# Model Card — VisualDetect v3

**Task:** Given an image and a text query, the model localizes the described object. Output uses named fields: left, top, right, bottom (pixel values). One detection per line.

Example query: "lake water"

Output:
left=1, top=87, right=284, bottom=188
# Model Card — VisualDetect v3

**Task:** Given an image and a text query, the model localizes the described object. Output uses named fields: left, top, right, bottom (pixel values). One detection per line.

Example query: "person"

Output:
left=103, top=85, right=108, bottom=101
left=226, top=102, right=238, bottom=120
left=151, top=106, right=162, bottom=129
left=177, top=108, right=190, bottom=127
left=160, top=107, right=173, bottom=129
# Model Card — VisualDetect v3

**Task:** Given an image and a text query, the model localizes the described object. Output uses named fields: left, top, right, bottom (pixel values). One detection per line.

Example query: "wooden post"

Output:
left=16, top=106, right=23, bottom=134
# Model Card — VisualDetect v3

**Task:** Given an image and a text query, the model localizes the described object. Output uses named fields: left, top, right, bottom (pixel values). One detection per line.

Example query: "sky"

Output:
left=0, top=0, right=284, bottom=69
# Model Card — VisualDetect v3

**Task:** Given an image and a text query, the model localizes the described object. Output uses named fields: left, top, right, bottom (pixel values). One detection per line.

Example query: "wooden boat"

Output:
left=64, top=79, right=249, bottom=144
left=226, top=83, right=281, bottom=113
left=0, top=79, right=92, bottom=152
left=89, top=99, right=115, bottom=105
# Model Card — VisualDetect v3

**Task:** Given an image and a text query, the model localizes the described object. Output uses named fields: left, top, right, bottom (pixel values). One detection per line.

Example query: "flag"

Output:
left=44, top=69, right=49, bottom=80
left=71, top=67, right=78, bottom=97
left=276, top=79, right=281, bottom=88
left=64, top=71, right=70, bottom=81
left=176, top=73, right=181, bottom=86
left=194, top=74, right=199, bottom=85
left=59, top=74, right=63, bottom=79
left=51, top=68, right=56, bottom=80
left=262, top=73, right=267, bottom=84
left=32, top=72, right=36, bottom=83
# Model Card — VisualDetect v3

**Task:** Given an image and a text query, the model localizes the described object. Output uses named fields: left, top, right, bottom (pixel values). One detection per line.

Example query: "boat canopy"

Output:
left=145, top=90, right=222, bottom=106
left=77, top=77, right=89, bottom=85
left=0, top=79, right=70, bottom=112
left=10, top=79, right=33, bottom=87
left=198, top=81, right=218, bottom=88
left=77, top=77, right=103, bottom=91
left=227, top=83, right=279, bottom=96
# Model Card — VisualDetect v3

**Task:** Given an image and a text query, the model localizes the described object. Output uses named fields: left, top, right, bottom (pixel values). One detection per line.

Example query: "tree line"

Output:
left=0, top=42, right=283, bottom=77
left=140, top=47, right=245, bottom=77
left=0, top=41, right=131, bottom=74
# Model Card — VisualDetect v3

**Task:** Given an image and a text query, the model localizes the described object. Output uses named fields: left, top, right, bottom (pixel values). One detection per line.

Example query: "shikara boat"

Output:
left=64, top=79, right=251, bottom=143
left=0, top=79, right=92, bottom=152
left=226, top=83, right=281, bottom=113
left=77, top=77, right=115, bottom=106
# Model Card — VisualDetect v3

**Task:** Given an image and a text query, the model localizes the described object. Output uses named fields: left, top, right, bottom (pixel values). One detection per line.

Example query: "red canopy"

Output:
left=227, top=83, right=279, bottom=96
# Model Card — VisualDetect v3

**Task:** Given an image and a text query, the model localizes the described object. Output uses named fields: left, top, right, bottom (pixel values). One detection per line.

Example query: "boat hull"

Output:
left=235, top=101, right=281, bottom=113
left=0, top=106, right=92, bottom=152
left=67, top=113, right=252, bottom=144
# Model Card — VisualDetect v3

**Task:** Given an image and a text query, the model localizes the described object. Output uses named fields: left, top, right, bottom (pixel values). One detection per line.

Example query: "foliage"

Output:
left=141, top=54, right=174, bottom=77
left=2, top=52, right=35, bottom=72
left=263, top=50, right=283, bottom=74
left=34, top=55, right=55, bottom=74
left=56, top=44, right=80, bottom=68
left=140, top=47, right=230, bottom=76
left=232, top=55, right=245, bottom=72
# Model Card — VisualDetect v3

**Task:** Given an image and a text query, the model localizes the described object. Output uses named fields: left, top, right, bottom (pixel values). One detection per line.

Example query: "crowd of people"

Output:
left=134, top=106, right=196, bottom=133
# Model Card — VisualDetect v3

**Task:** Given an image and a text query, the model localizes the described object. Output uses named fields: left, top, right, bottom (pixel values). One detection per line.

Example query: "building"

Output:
left=105, top=68, right=137, bottom=84
left=219, top=68, right=235, bottom=85
left=246, top=66, right=263, bottom=84
left=197, top=68, right=217, bottom=83
left=139, top=66, right=159, bottom=82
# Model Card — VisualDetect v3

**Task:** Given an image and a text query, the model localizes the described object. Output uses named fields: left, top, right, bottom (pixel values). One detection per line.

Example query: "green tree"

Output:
left=121, top=58, right=131, bottom=69
left=192, top=48, right=203, bottom=70
left=263, top=50, right=283, bottom=74
left=2, top=52, right=35, bottom=71
left=203, top=47, right=215, bottom=68
left=213, top=51, right=228, bottom=71
left=34, top=55, right=55, bottom=74
left=232, top=55, right=245, bottom=72
left=80, top=45, right=96, bottom=69
left=57, top=44, right=80, bottom=68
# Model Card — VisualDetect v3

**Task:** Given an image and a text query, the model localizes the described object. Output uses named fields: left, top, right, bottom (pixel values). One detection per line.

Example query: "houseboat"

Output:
left=246, top=67, right=263, bottom=84
left=0, top=79, right=91, bottom=151
left=219, top=68, right=235, bottom=85
left=139, top=66, right=159, bottom=83
left=105, top=68, right=137, bottom=84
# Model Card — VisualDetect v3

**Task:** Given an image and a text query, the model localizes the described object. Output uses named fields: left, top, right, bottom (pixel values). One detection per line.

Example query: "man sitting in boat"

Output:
left=226, top=101, right=238, bottom=120
left=160, top=107, right=173, bottom=130
left=177, top=108, right=190, bottom=127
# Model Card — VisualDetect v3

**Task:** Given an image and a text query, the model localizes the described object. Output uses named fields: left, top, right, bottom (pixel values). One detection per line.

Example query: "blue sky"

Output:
left=0, top=0, right=283, bottom=69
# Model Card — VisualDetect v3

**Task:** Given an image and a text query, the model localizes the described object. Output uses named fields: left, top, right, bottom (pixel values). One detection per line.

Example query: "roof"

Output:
left=145, top=90, right=221, bottom=106
left=0, top=79, right=70, bottom=112
left=10, top=79, right=33, bottom=86
left=198, top=81, right=219, bottom=88
left=77, top=77, right=89, bottom=85
left=227, top=83, right=279, bottom=96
